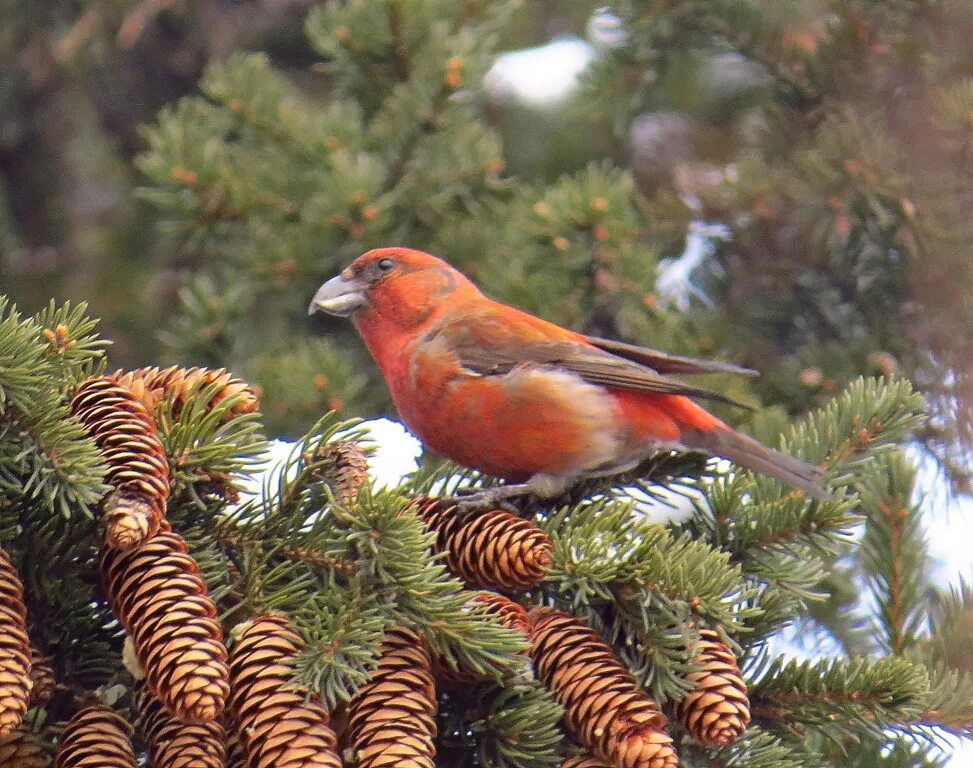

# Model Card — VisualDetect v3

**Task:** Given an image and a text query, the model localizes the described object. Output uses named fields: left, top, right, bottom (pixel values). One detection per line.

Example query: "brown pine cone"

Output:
left=70, top=377, right=169, bottom=550
left=28, top=646, right=55, bottom=709
left=561, top=756, right=614, bottom=768
left=528, top=609, right=678, bottom=768
left=54, top=707, right=136, bottom=768
left=673, top=629, right=750, bottom=748
left=111, top=366, right=259, bottom=420
left=469, top=592, right=530, bottom=635
left=314, top=440, right=369, bottom=507
left=0, top=548, right=31, bottom=739
left=135, top=683, right=226, bottom=768
left=228, top=614, right=341, bottom=768
left=412, top=499, right=553, bottom=590
left=435, top=593, right=530, bottom=685
left=100, top=531, right=229, bottom=723
left=0, top=728, right=48, bottom=768
left=347, top=627, right=437, bottom=768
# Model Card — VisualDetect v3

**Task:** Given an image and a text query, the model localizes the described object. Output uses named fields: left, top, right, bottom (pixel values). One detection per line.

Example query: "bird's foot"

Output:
left=454, top=484, right=531, bottom=514
left=453, top=474, right=574, bottom=514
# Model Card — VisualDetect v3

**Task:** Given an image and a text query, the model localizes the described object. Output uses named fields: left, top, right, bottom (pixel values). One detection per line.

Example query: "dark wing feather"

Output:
left=583, top=335, right=757, bottom=377
left=438, top=324, right=750, bottom=408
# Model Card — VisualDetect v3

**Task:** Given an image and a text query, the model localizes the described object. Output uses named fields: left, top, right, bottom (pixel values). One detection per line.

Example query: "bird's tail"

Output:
left=681, top=425, right=831, bottom=501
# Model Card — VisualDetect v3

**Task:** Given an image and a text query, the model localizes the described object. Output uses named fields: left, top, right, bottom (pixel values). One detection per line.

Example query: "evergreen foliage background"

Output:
left=0, top=1, right=972, bottom=766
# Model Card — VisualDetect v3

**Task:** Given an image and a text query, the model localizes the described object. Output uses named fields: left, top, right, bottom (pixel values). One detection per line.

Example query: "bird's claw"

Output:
left=452, top=485, right=530, bottom=514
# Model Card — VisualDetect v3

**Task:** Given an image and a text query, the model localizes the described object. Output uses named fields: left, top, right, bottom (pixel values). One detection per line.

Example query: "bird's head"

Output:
left=308, top=247, right=478, bottom=330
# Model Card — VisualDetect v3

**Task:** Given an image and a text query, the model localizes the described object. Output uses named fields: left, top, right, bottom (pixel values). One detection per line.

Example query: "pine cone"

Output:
left=528, top=609, right=677, bottom=768
left=54, top=707, right=136, bottom=768
left=100, top=531, right=229, bottom=723
left=347, top=627, right=437, bottom=768
left=0, top=548, right=31, bottom=739
left=28, top=646, right=55, bottom=708
left=562, top=756, right=614, bottom=768
left=0, top=728, right=48, bottom=768
left=135, top=683, right=226, bottom=768
left=70, top=377, right=169, bottom=550
left=673, top=629, right=749, bottom=748
left=314, top=440, right=369, bottom=506
left=412, top=499, right=553, bottom=590
left=111, top=366, right=259, bottom=420
left=469, top=592, right=530, bottom=635
left=435, top=593, right=529, bottom=685
left=228, top=614, right=341, bottom=768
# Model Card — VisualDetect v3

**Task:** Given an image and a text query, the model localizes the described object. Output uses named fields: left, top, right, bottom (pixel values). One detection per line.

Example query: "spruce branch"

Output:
left=542, top=500, right=756, bottom=630
left=797, top=378, right=926, bottom=479
left=152, top=376, right=267, bottom=510
left=681, top=378, right=924, bottom=640
left=227, top=413, right=369, bottom=529
left=678, top=725, right=816, bottom=768
left=858, top=452, right=931, bottom=656
left=923, top=579, right=973, bottom=671
left=218, top=415, right=528, bottom=693
left=32, top=300, right=110, bottom=388
left=907, top=580, right=973, bottom=742
left=291, top=577, right=388, bottom=711
left=541, top=498, right=760, bottom=700
left=750, top=655, right=930, bottom=741
left=0, top=297, right=107, bottom=517
left=439, top=680, right=564, bottom=768
left=910, top=665, right=973, bottom=741
left=330, top=489, right=529, bottom=679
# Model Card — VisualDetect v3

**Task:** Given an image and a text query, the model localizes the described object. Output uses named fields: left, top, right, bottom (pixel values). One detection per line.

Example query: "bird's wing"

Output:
left=582, top=335, right=757, bottom=377
left=426, top=308, right=749, bottom=407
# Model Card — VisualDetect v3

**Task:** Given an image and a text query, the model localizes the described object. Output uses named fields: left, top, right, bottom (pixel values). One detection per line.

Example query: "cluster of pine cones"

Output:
left=0, top=367, right=750, bottom=767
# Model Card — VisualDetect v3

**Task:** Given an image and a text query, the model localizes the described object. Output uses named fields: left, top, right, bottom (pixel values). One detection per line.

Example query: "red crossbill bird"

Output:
left=309, top=247, right=827, bottom=501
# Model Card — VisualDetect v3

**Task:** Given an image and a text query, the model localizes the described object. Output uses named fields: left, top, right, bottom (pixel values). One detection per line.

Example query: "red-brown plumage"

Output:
left=310, top=247, right=827, bottom=498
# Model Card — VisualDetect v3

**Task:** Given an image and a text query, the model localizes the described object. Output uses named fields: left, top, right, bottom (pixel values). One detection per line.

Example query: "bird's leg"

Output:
left=454, top=473, right=574, bottom=513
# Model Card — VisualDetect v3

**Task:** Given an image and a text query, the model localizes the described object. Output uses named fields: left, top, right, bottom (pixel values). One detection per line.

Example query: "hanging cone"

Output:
left=70, top=377, right=169, bottom=550
left=27, top=646, right=55, bottom=709
left=562, top=756, right=614, bottom=768
left=100, top=531, right=229, bottom=723
left=412, top=499, right=553, bottom=590
left=469, top=592, right=531, bottom=635
left=0, top=547, right=31, bottom=739
left=528, top=609, right=678, bottom=768
left=673, top=629, right=750, bottom=748
left=227, top=614, right=341, bottom=768
left=314, top=440, right=369, bottom=506
left=111, top=366, right=259, bottom=420
left=347, top=627, right=437, bottom=768
left=0, top=728, right=48, bottom=768
left=135, top=682, right=226, bottom=768
left=435, top=592, right=530, bottom=685
left=54, top=707, right=136, bottom=768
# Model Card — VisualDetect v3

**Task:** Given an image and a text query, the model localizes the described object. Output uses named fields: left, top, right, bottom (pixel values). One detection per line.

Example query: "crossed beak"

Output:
left=308, top=273, right=368, bottom=318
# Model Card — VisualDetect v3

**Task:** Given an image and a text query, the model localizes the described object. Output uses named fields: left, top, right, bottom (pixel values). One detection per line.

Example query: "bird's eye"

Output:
left=378, top=258, right=394, bottom=271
